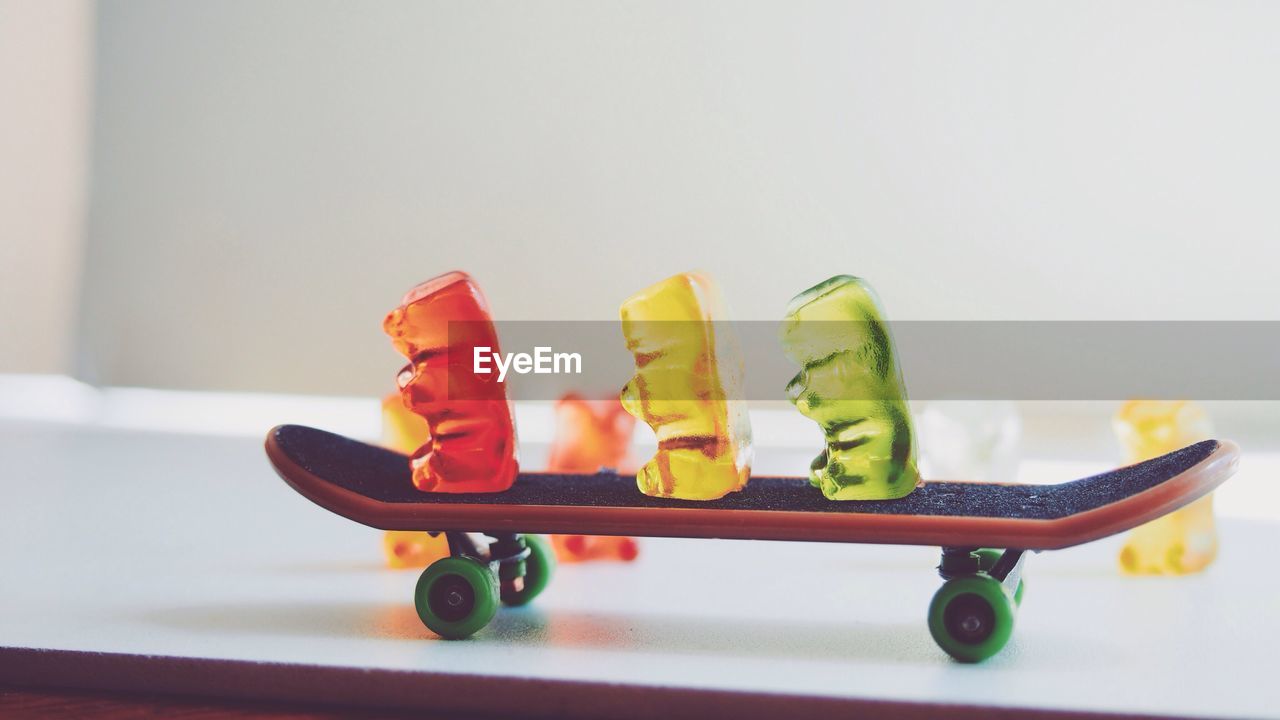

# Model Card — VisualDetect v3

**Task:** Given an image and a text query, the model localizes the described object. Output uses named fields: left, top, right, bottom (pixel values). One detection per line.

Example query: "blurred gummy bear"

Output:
left=546, top=394, right=641, bottom=563
left=780, top=275, right=920, bottom=500
left=1114, top=400, right=1217, bottom=575
left=379, top=393, right=450, bottom=569
left=915, top=401, right=1021, bottom=484
left=547, top=394, right=636, bottom=474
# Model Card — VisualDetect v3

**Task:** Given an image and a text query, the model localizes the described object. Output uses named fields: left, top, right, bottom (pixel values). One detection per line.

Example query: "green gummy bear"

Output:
left=780, top=275, right=920, bottom=500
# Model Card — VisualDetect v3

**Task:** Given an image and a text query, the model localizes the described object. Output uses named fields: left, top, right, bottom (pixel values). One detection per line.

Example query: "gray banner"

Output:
left=432, top=321, right=1280, bottom=401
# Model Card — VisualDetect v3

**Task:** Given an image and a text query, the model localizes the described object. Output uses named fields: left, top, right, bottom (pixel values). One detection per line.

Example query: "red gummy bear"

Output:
left=383, top=271, right=518, bottom=493
left=546, top=394, right=640, bottom=563
left=552, top=533, right=640, bottom=563
left=546, top=394, right=636, bottom=474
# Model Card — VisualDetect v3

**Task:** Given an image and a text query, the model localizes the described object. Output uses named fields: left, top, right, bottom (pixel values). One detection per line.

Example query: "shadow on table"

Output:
left=140, top=601, right=952, bottom=665
left=489, top=607, right=946, bottom=665
left=142, top=601, right=427, bottom=642
left=242, top=560, right=394, bottom=575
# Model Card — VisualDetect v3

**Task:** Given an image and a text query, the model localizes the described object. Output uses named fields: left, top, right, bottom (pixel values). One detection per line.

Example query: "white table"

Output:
left=2, top=417, right=1277, bottom=719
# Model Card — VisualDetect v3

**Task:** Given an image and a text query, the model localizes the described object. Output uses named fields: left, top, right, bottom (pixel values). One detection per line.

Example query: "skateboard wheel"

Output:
left=415, top=556, right=499, bottom=639
left=1014, top=578, right=1025, bottom=607
left=501, top=534, right=555, bottom=607
left=928, top=575, right=1016, bottom=663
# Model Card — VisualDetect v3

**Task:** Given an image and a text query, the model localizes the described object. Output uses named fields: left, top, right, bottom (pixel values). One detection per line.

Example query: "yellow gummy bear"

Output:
left=382, top=528, right=450, bottom=570
left=380, top=393, right=450, bottom=569
left=619, top=272, right=753, bottom=500
left=1114, top=400, right=1217, bottom=575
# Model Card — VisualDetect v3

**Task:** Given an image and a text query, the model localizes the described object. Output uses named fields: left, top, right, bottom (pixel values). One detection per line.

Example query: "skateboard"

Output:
left=265, top=424, right=1239, bottom=661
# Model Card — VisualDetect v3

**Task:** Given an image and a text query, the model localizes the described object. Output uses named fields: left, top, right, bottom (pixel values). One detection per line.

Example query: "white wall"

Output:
left=19, top=1, right=1280, bottom=394
left=0, top=0, right=92, bottom=374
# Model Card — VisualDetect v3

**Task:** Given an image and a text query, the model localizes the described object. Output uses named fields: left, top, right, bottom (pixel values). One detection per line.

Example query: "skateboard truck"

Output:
left=932, top=547, right=1028, bottom=660
left=939, top=547, right=1027, bottom=586
left=488, top=533, right=533, bottom=596
left=415, top=530, right=556, bottom=639
left=441, top=532, right=537, bottom=598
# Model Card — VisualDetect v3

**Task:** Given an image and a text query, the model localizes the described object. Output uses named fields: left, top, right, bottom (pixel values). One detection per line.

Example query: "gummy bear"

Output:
left=916, top=401, right=1021, bottom=484
left=379, top=393, right=450, bottom=569
left=545, top=393, right=641, bottom=563
left=780, top=275, right=920, bottom=500
left=551, top=533, right=640, bottom=563
left=383, top=528, right=450, bottom=569
left=619, top=272, right=753, bottom=500
left=1114, top=400, right=1217, bottom=575
left=383, top=271, right=518, bottom=493
left=547, top=394, right=636, bottom=473
left=381, top=391, right=432, bottom=459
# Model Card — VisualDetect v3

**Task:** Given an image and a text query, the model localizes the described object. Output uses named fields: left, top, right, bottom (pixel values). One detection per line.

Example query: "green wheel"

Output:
left=415, top=556, right=499, bottom=639
left=501, top=534, right=555, bottom=607
left=1015, top=578, right=1025, bottom=607
left=928, top=574, right=1016, bottom=663
left=975, top=548, right=1002, bottom=572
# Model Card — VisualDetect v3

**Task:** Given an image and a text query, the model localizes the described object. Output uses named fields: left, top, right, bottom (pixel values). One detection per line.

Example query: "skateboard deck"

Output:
left=266, top=425, right=1239, bottom=551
